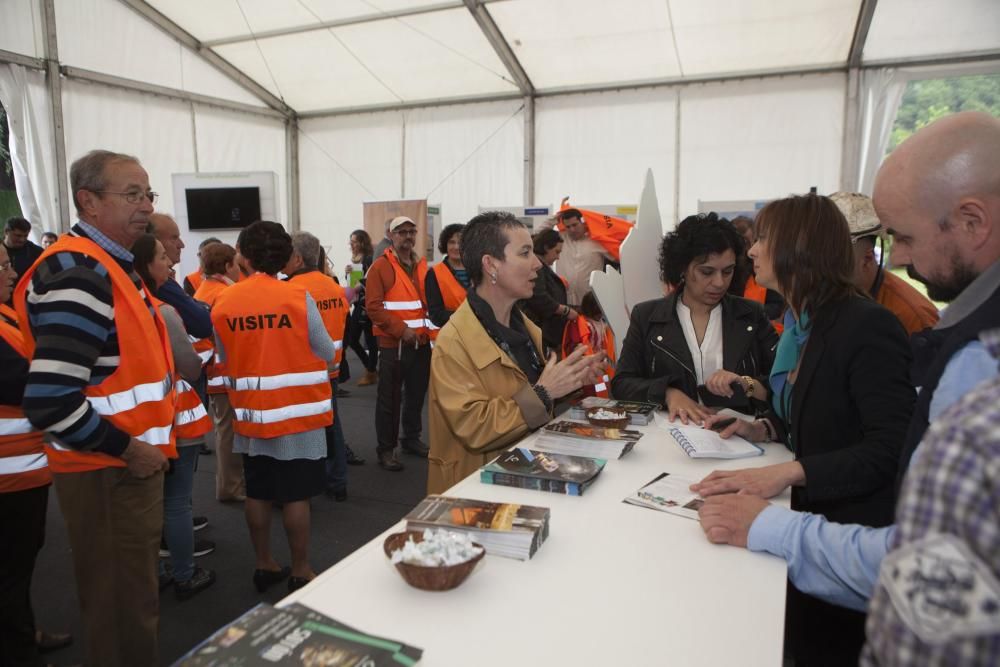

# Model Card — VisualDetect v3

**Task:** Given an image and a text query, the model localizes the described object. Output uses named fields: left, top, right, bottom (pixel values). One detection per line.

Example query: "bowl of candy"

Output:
left=586, top=406, right=629, bottom=430
left=383, top=529, right=485, bottom=591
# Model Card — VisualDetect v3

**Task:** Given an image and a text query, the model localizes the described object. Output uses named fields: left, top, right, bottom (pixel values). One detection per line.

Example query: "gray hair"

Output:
left=69, top=149, right=141, bottom=214
left=290, top=231, right=322, bottom=270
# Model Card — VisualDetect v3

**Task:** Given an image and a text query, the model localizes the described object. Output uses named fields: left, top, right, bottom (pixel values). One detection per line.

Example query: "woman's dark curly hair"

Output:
left=437, top=223, right=465, bottom=255
left=658, top=213, right=745, bottom=287
left=237, top=220, right=292, bottom=275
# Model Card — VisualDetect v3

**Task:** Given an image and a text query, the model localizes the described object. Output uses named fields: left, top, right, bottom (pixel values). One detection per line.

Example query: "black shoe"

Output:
left=199, top=443, right=212, bottom=455
left=36, top=630, right=73, bottom=654
left=175, top=567, right=216, bottom=601
left=193, top=515, right=208, bottom=531
left=287, top=575, right=312, bottom=592
left=325, top=487, right=348, bottom=502
left=335, top=388, right=351, bottom=398
left=377, top=451, right=404, bottom=471
left=346, top=446, right=365, bottom=466
left=401, top=439, right=429, bottom=458
left=253, top=566, right=291, bottom=593
left=193, top=539, right=215, bottom=557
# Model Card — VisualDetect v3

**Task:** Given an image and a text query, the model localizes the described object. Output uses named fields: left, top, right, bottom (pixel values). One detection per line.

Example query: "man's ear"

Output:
left=954, top=196, right=991, bottom=251
left=75, top=189, right=100, bottom=218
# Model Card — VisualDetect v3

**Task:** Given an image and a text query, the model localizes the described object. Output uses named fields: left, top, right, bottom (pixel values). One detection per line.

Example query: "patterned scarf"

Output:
left=770, top=309, right=811, bottom=423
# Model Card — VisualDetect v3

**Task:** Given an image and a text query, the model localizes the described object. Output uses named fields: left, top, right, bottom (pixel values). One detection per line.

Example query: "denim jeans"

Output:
left=325, top=380, right=348, bottom=493
left=160, top=445, right=199, bottom=582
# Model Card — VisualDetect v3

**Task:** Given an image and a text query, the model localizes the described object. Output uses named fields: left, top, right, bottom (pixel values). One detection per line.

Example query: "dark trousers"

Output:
left=54, top=468, right=163, bottom=667
left=786, top=582, right=867, bottom=666
left=325, top=379, right=348, bottom=492
left=0, top=485, right=48, bottom=667
left=375, top=343, right=431, bottom=454
left=346, top=309, right=378, bottom=372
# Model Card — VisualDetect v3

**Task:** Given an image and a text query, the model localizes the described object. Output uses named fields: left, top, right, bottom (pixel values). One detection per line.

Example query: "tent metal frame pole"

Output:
left=523, top=95, right=534, bottom=206
left=286, top=118, right=300, bottom=231
left=41, top=0, right=71, bottom=231
left=0, top=49, right=45, bottom=70
left=841, top=0, right=878, bottom=191
left=60, top=66, right=288, bottom=120
left=117, top=0, right=295, bottom=119
left=462, top=0, right=534, bottom=96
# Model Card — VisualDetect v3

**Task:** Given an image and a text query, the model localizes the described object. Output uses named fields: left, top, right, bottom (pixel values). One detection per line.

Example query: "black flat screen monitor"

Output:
left=186, top=187, right=261, bottom=230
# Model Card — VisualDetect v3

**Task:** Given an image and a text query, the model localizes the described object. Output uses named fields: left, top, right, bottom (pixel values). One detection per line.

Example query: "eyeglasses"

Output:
left=95, top=190, right=159, bottom=205
left=393, top=229, right=417, bottom=236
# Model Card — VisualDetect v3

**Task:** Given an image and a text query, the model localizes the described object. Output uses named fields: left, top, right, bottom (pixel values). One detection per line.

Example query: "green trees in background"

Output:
left=889, top=74, right=1000, bottom=152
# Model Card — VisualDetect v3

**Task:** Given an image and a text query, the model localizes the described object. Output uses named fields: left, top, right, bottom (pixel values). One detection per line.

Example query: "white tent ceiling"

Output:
left=49, top=0, right=999, bottom=116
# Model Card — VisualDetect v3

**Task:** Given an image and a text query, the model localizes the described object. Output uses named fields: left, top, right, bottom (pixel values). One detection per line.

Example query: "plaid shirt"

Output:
left=862, top=328, right=1000, bottom=666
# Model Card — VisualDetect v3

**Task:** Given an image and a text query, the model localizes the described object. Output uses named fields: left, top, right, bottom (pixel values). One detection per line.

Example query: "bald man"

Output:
left=148, top=213, right=212, bottom=341
left=696, top=112, right=1000, bottom=658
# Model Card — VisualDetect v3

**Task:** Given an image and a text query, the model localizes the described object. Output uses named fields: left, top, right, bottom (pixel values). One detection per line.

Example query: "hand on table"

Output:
left=697, top=494, right=771, bottom=548
left=701, top=413, right=762, bottom=440
left=665, top=387, right=713, bottom=426
left=690, top=461, right=805, bottom=499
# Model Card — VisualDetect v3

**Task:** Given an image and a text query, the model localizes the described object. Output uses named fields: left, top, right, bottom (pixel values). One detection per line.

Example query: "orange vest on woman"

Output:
left=15, top=236, right=177, bottom=473
left=211, top=274, right=333, bottom=439
left=428, top=262, right=467, bottom=341
left=174, top=378, right=212, bottom=440
left=194, top=277, right=232, bottom=395
left=0, top=311, right=50, bottom=493
left=373, top=248, right=433, bottom=338
left=288, top=270, right=348, bottom=379
left=193, top=277, right=229, bottom=308
left=562, top=317, right=617, bottom=397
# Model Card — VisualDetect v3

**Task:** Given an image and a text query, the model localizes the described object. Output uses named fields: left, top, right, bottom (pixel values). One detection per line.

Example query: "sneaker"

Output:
left=174, top=567, right=216, bottom=601
left=401, top=439, right=429, bottom=458
left=335, top=387, right=351, bottom=398
left=345, top=446, right=365, bottom=466
left=193, top=516, right=208, bottom=531
left=325, top=487, right=348, bottom=502
left=193, top=539, right=216, bottom=557
left=377, top=451, right=404, bottom=472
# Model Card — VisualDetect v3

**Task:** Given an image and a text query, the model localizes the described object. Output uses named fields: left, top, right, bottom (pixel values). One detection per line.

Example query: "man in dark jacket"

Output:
left=3, top=217, right=44, bottom=279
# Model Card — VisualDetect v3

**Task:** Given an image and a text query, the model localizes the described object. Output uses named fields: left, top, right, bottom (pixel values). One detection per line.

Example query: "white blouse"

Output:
left=675, top=299, right=724, bottom=388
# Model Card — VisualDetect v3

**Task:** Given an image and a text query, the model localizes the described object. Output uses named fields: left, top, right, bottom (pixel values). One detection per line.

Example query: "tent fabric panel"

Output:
left=864, top=0, right=1000, bottom=62
left=177, top=45, right=270, bottom=108
left=61, top=78, right=198, bottom=217
left=1, top=0, right=45, bottom=59
left=403, top=100, right=525, bottom=240
left=677, top=72, right=846, bottom=216
left=489, top=0, right=682, bottom=89
left=669, top=0, right=859, bottom=76
left=298, top=111, right=405, bottom=268
left=535, top=88, right=678, bottom=230
left=213, top=9, right=517, bottom=112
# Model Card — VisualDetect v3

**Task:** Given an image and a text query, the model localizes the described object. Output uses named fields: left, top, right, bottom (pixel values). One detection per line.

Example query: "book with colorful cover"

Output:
left=623, top=472, right=704, bottom=521
left=172, top=602, right=423, bottom=666
left=404, top=495, right=550, bottom=560
left=530, top=420, right=641, bottom=459
left=480, top=448, right=607, bottom=496
left=567, top=397, right=658, bottom=425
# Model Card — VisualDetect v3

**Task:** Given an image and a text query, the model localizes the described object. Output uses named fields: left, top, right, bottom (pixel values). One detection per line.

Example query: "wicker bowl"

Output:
left=586, top=406, right=630, bottom=430
left=383, top=530, right=485, bottom=592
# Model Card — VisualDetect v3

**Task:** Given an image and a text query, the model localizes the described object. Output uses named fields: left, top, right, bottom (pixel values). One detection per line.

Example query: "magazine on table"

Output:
left=623, top=472, right=705, bottom=521
left=530, top=420, right=641, bottom=460
left=480, top=447, right=607, bottom=496
left=567, top=397, right=658, bottom=425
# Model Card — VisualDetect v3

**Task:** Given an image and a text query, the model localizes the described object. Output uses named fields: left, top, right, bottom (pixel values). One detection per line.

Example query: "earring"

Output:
left=490, top=272, right=498, bottom=285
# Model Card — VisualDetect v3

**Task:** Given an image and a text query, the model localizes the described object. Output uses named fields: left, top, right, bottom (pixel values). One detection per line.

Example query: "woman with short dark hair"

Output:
left=427, top=212, right=604, bottom=493
left=693, top=194, right=915, bottom=665
left=612, top=213, right=778, bottom=421
left=521, top=227, right=577, bottom=353
left=211, top=221, right=337, bottom=593
left=425, top=223, right=470, bottom=329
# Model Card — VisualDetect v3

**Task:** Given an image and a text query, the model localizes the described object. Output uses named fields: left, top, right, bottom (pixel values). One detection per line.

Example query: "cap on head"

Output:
left=389, top=216, right=415, bottom=232
left=830, top=192, right=883, bottom=241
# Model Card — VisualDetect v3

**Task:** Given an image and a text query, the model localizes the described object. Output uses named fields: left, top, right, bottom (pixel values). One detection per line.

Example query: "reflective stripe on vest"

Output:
left=174, top=378, right=212, bottom=439
left=0, top=318, right=51, bottom=492
left=233, top=399, right=332, bottom=425
left=232, top=369, right=329, bottom=392
left=371, top=248, right=430, bottom=339
left=383, top=300, right=423, bottom=310
left=0, top=417, right=33, bottom=436
left=188, top=334, right=215, bottom=365
left=14, top=234, right=178, bottom=472
left=0, top=452, right=48, bottom=475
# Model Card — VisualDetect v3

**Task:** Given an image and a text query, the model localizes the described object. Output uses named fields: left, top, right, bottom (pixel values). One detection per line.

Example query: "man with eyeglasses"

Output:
left=365, top=216, right=433, bottom=471
left=13, top=149, right=175, bottom=666
left=3, top=217, right=43, bottom=287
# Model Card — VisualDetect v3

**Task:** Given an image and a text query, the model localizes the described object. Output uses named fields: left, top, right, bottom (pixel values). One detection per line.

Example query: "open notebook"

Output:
left=658, top=420, right=764, bottom=459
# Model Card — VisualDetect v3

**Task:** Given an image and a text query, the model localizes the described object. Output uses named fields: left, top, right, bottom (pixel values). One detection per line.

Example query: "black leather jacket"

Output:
left=611, top=291, right=778, bottom=411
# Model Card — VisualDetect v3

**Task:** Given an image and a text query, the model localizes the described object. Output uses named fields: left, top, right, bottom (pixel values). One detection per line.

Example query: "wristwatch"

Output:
left=741, top=375, right=756, bottom=396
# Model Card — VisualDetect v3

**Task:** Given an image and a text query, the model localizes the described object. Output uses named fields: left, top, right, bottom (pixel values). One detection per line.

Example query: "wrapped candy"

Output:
left=390, top=529, right=484, bottom=567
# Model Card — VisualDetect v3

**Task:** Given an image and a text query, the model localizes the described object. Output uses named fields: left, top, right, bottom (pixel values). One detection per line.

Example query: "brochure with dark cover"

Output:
left=567, top=397, right=658, bottom=425
left=172, top=602, right=423, bottom=666
left=480, top=448, right=607, bottom=496
left=542, top=420, right=643, bottom=442
left=404, top=495, right=550, bottom=560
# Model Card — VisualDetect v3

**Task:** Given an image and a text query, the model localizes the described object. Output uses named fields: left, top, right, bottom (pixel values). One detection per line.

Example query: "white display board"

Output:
left=170, top=171, right=278, bottom=280
left=697, top=199, right=769, bottom=220
left=478, top=206, right=555, bottom=233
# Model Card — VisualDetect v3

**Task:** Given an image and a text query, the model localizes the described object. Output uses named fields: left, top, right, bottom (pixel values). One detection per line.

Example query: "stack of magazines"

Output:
left=567, top=397, right=658, bottom=425
left=480, top=447, right=607, bottom=496
left=530, top=420, right=642, bottom=459
left=405, top=495, right=550, bottom=561
left=173, top=602, right=422, bottom=666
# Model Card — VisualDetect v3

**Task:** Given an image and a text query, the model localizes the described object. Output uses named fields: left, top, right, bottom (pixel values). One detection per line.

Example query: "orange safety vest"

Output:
left=372, top=248, right=433, bottom=338
left=15, top=235, right=178, bottom=473
left=556, top=205, right=635, bottom=262
left=0, top=312, right=50, bottom=493
left=174, top=378, right=212, bottom=440
left=0, top=303, right=17, bottom=322
left=288, top=270, right=348, bottom=379
left=743, top=275, right=784, bottom=335
left=211, top=273, right=333, bottom=439
left=185, top=270, right=204, bottom=292
left=194, top=277, right=232, bottom=395
left=562, top=317, right=617, bottom=397
left=193, top=277, right=229, bottom=309
left=428, top=262, right=468, bottom=341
